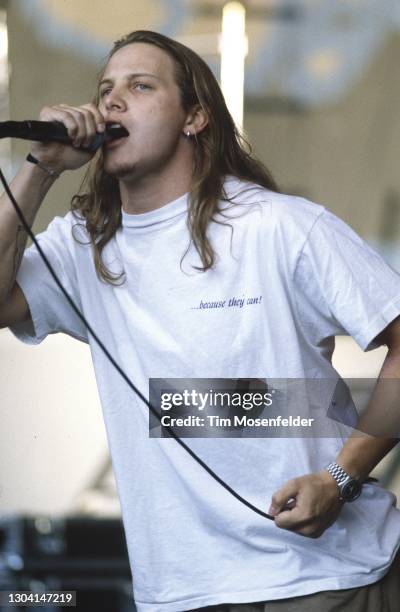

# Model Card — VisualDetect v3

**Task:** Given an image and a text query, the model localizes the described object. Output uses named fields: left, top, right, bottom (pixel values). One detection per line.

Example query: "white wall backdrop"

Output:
left=0, top=328, right=113, bottom=515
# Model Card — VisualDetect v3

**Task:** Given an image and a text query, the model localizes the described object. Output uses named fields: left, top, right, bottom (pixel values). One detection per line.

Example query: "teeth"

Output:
left=109, top=123, right=121, bottom=128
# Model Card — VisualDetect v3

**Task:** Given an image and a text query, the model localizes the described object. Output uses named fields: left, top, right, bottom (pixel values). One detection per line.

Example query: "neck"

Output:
left=119, top=171, right=191, bottom=215
left=118, top=146, right=195, bottom=214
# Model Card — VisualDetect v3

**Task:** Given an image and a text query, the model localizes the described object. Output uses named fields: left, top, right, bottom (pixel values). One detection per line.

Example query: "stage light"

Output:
left=219, top=2, right=248, bottom=130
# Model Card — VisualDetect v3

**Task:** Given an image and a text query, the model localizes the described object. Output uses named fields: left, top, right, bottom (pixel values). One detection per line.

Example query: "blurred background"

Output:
left=0, top=0, right=400, bottom=608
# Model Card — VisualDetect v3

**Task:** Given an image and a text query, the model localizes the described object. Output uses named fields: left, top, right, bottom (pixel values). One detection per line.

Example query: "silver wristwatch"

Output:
left=324, top=462, right=362, bottom=502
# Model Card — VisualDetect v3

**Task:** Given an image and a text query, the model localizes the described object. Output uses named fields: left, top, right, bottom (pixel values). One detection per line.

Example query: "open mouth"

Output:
left=105, top=123, right=129, bottom=144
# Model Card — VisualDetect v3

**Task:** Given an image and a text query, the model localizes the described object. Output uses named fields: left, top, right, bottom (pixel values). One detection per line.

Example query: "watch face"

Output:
left=341, top=479, right=362, bottom=501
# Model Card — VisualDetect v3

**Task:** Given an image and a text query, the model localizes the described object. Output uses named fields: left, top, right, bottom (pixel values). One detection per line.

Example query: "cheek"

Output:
left=142, top=107, right=184, bottom=142
left=148, top=96, right=185, bottom=127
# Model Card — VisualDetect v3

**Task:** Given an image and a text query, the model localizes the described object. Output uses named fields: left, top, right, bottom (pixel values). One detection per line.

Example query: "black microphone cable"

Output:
left=0, top=166, right=275, bottom=522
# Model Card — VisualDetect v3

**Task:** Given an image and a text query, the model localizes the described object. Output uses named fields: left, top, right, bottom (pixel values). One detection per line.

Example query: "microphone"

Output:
left=0, top=120, right=129, bottom=152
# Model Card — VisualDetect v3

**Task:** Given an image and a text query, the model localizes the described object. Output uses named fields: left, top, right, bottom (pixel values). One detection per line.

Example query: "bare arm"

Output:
left=268, top=316, right=400, bottom=537
left=0, top=103, right=106, bottom=328
left=334, top=315, right=400, bottom=478
left=0, top=161, right=58, bottom=306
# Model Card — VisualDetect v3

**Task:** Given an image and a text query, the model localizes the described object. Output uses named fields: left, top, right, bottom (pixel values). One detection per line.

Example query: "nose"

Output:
left=103, top=87, right=127, bottom=112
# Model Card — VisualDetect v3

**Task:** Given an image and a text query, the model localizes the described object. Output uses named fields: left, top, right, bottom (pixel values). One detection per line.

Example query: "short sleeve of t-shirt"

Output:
left=9, top=213, right=89, bottom=345
left=293, top=208, right=400, bottom=351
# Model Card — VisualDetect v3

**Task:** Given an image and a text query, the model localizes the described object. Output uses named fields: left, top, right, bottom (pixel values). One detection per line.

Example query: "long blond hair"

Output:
left=71, top=30, right=280, bottom=284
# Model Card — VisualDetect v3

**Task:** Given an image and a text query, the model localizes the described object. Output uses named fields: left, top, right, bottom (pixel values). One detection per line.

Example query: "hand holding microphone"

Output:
left=4, top=103, right=128, bottom=177
left=31, top=103, right=107, bottom=175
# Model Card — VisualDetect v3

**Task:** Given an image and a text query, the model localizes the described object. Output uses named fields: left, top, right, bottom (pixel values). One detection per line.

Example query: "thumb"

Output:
left=268, top=479, right=299, bottom=516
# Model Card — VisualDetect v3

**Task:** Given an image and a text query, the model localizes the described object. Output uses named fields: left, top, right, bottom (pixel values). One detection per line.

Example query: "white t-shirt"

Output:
left=11, top=177, right=400, bottom=611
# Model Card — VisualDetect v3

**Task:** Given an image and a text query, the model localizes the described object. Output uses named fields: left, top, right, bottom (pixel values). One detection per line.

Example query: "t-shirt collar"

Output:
left=121, top=191, right=189, bottom=229
left=120, top=175, right=246, bottom=229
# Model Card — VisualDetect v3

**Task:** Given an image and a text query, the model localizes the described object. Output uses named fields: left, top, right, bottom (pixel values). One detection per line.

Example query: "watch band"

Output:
left=324, top=461, right=362, bottom=502
left=325, top=462, right=350, bottom=486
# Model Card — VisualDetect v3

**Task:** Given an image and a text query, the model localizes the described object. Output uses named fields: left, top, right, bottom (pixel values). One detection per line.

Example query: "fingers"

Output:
left=31, top=102, right=106, bottom=172
left=269, top=474, right=344, bottom=539
left=39, top=103, right=105, bottom=148
left=79, top=103, right=106, bottom=141
left=268, top=478, right=299, bottom=516
left=274, top=505, right=311, bottom=531
left=274, top=504, right=336, bottom=538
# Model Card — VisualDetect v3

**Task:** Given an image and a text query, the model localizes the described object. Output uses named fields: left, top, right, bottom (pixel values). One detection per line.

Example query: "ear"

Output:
left=183, top=104, right=208, bottom=137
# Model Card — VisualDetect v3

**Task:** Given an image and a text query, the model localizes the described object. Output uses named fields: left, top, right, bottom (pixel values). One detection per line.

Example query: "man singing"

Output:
left=0, top=30, right=399, bottom=612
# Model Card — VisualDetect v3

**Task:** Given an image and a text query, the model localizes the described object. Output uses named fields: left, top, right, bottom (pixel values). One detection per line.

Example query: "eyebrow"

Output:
left=98, top=72, right=160, bottom=88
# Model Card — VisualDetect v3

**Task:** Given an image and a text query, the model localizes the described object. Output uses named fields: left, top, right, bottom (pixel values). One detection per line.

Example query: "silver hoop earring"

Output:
left=186, top=131, right=191, bottom=138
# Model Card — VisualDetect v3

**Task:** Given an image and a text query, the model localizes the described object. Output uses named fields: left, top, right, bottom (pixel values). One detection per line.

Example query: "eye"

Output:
left=133, top=83, right=151, bottom=91
left=99, top=87, right=112, bottom=98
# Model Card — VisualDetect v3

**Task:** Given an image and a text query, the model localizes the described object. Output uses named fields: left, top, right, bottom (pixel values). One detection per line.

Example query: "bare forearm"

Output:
left=0, top=103, right=105, bottom=305
left=335, top=347, right=400, bottom=480
left=0, top=161, right=57, bottom=303
left=270, top=324, right=400, bottom=536
left=335, top=435, right=397, bottom=482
